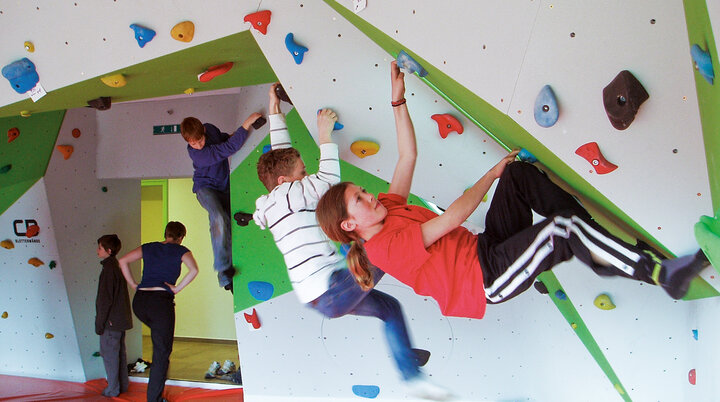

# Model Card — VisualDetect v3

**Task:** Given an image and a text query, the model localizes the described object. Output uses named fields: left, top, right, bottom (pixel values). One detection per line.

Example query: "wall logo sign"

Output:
left=13, top=219, right=41, bottom=243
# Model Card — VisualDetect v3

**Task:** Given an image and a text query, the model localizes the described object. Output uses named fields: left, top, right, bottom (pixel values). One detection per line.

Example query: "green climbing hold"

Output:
left=93, top=351, right=101, bottom=357
left=0, top=164, right=11, bottom=174
left=101, top=186, right=108, bottom=193
left=49, top=260, right=56, bottom=269
left=695, top=209, right=720, bottom=274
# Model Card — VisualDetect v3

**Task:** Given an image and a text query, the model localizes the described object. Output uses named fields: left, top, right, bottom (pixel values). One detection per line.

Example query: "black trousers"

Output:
left=477, top=162, right=656, bottom=304
left=133, top=290, right=175, bottom=402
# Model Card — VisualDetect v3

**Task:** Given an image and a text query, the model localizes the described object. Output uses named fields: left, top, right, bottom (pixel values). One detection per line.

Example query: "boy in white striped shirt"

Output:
left=253, top=82, right=451, bottom=400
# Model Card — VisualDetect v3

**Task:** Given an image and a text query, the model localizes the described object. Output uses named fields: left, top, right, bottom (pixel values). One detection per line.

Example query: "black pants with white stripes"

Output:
left=477, top=162, right=657, bottom=304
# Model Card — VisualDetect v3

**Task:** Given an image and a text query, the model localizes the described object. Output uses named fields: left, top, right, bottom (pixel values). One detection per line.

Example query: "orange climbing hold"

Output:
left=56, top=145, right=74, bottom=160
left=72, top=128, right=81, bottom=138
left=575, top=142, right=617, bottom=174
left=7, top=127, right=19, bottom=143
left=45, top=332, right=54, bottom=339
left=1, top=239, right=14, bottom=249
left=28, top=257, right=44, bottom=267
left=25, top=224, right=39, bottom=238
left=197, top=62, right=234, bottom=83
left=1, top=311, right=7, bottom=319
left=244, top=10, right=272, bottom=35
left=431, top=114, right=464, bottom=139
left=350, top=141, right=379, bottom=158
left=171, top=21, right=195, bottom=42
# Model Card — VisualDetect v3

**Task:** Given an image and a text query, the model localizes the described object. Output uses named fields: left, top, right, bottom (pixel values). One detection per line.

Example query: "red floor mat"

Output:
left=0, top=375, right=243, bottom=401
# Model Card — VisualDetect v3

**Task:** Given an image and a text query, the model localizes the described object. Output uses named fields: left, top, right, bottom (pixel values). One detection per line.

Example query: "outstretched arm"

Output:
left=118, top=246, right=143, bottom=290
left=165, top=252, right=200, bottom=294
left=268, top=83, right=292, bottom=150
left=387, top=61, right=417, bottom=199
left=420, top=151, right=519, bottom=247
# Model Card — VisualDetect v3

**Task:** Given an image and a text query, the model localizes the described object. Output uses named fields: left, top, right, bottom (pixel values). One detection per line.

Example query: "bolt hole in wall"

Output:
left=140, top=180, right=240, bottom=385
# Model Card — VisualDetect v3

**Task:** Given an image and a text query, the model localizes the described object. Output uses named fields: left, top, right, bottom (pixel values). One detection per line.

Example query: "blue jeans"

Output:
left=311, top=267, right=420, bottom=381
left=195, top=187, right=233, bottom=287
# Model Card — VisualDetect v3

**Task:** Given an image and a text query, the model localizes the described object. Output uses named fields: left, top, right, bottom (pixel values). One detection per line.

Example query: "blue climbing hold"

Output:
left=285, top=33, right=308, bottom=65
left=262, top=144, right=272, bottom=154
left=352, top=385, right=380, bottom=399
left=692, top=329, right=698, bottom=340
left=130, top=24, right=156, bottom=48
left=534, top=85, right=559, bottom=128
left=518, top=148, right=538, bottom=163
left=396, top=50, right=428, bottom=77
left=554, top=289, right=567, bottom=300
left=2, top=58, right=39, bottom=94
left=248, top=281, right=274, bottom=301
left=691, top=44, right=714, bottom=85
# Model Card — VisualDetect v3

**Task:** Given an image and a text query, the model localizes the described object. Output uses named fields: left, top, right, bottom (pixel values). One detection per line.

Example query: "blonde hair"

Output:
left=317, top=182, right=374, bottom=290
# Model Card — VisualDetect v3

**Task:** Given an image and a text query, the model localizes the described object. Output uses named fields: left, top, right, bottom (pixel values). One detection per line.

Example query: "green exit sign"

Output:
left=153, top=124, right=180, bottom=135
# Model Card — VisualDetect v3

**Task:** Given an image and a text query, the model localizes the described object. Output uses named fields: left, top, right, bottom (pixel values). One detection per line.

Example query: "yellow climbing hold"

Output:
left=101, top=73, right=127, bottom=88
left=20, top=110, right=31, bottom=117
left=594, top=293, right=616, bottom=310
left=24, top=41, right=35, bottom=52
left=350, top=140, right=379, bottom=159
left=184, top=87, right=195, bottom=95
left=1, top=239, right=14, bottom=249
left=571, top=323, right=578, bottom=330
left=28, top=257, right=44, bottom=267
left=171, top=21, right=195, bottom=42
left=614, top=384, right=625, bottom=395
left=45, top=332, right=54, bottom=339
left=1, top=311, right=8, bottom=319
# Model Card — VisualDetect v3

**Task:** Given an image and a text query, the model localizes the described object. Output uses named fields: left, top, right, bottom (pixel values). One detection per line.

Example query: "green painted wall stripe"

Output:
left=0, top=109, right=65, bottom=215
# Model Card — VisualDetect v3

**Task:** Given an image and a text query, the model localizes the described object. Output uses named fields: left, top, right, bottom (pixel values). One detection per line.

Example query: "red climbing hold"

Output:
left=7, top=127, right=19, bottom=143
left=689, top=368, right=696, bottom=385
left=56, top=145, right=74, bottom=160
left=198, top=62, right=234, bottom=83
left=244, top=308, right=261, bottom=329
left=71, top=128, right=81, bottom=138
left=431, top=114, right=464, bottom=139
left=25, top=224, right=40, bottom=238
left=575, top=142, right=617, bottom=174
left=244, top=10, right=272, bottom=35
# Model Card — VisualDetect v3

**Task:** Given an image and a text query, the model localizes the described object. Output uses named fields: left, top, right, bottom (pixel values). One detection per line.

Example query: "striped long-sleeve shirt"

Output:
left=253, top=113, right=344, bottom=303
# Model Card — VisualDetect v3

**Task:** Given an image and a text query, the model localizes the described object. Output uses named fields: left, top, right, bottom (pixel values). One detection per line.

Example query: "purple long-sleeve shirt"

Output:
left=187, top=123, right=249, bottom=193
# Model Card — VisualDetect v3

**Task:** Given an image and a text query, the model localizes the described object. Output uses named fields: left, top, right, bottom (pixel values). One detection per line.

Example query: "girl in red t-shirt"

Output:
left=317, top=63, right=708, bottom=318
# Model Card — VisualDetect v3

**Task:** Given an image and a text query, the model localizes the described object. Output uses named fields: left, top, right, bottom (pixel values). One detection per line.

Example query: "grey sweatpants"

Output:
left=100, top=329, right=129, bottom=396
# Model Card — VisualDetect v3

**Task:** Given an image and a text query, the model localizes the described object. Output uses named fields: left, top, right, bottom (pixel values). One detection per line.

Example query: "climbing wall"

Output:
left=0, top=180, right=85, bottom=381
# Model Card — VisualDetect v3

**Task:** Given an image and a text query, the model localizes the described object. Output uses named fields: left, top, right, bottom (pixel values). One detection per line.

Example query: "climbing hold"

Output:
left=8, top=127, right=19, bottom=143
left=28, top=257, right=44, bottom=267
left=285, top=33, right=309, bottom=65
left=554, top=289, right=567, bottom=300
left=49, top=260, right=56, bottom=270
left=233, top=212, right=253, bottom=227
left=2, top=58, right=40, bottom=94
left=571, top=323, right=578, bottom=330
left=248, top=281, right=274, bottom=301
left=602, top=70, right=649, bottom=130
left=593, top=293, right=616, bottom=310
left=171, top=21, right=195, bottom=42
left=694, top=210, right=719, bottom=270
left=0, top=164, right=11, bottom=174
left=688, top=368, right=696, bottom=385
left=24, top=41, right=34, bottom=53
left=101, top=186, right=108, bottom=193
left=412, top=348, right=431, bottom=367
left=45, top=332, right=54, bottom=339
left=317, top=109, right=343, bottom=130
left=197, top=62, right=234, bottom=83
left=351, top=141, right=380, bottom=159
left=353, top=0, right=367, bottom=13
left=431, top=114, right=463, bottom=139
left=575, top=142, right=618, bottom=174
left=56, top=145, right=74, bottom=160
left=252, top=116, right=267, bottom=130
left=244, top=308, right=261, bottom=329
left=533, top=280, right=548, bottom=294
left=614, top=384, right=625, bottom=395
left=100, top=74, right=126, bottom=88
left=275, top=83, right=292, bottom=105
left=352, top=385, right=380, bottom=399
left=244, top=10, right=272, bottom=35
left=71, top=128, right=81, bottom=138
left=184, top=88, right=195, bottom=95
left=25, top=224, right=39, bottom=238
left=1, top=312, right=7, bottom=319
left=262, top=144, right=272, bottom=154
left=518, top=148, right=538, bottom=163
left=20, top=110, right=31, bottom=117
left=87, top=97, right=111, bottom=111
left=129, top=24, right=156, bottom=48
left=534, top=85, right=559, bottom=128
left=691, top=44, right=714, bottom=85
left=692, top=329, right=698, bottom=340
left=92, top=351, right=101, bottom=357
left=396, top=50, right=428, bottom=77
left=1, top=240, right=14, bottom=249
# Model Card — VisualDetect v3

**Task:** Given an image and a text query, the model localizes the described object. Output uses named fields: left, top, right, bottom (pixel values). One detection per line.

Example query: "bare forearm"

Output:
left=444, top=172, right=496, bottom=228
left=173, top=269, right=198, bottom=293
left=393, top=104, right=417, bottom=161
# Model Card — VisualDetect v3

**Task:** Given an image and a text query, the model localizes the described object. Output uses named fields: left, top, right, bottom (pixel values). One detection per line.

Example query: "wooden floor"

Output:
left=130, top=336, right=241, bottom=386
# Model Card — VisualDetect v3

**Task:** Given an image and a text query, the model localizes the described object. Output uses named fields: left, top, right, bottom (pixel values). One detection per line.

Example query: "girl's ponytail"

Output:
left=347, top=240, right=373, bottom=291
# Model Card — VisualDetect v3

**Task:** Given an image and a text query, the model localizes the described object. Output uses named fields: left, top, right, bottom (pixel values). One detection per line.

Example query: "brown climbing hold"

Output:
left=25, top=224, right=39, bottom=238
left=8, top=127, right=19, bottom=143
left=72, top=128, right=81, bottom=138
left=28, top=257, right=44, bottom=267
left=1, top=239, right=14, bottom=249
left=56, top=145, right=74, bottom=160
left=350, top=140, right=380, bottom=158
left=171, top=21, right=195, bottom=42
left=45, top=332, right=54, bottom=339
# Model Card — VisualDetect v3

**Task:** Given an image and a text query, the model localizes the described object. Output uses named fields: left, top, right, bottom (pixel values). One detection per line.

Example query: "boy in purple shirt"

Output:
left=181, top=111, right=262, bottom=292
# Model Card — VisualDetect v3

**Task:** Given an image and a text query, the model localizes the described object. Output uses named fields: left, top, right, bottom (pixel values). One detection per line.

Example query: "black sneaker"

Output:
left=659, top=250, right=710, bottom=299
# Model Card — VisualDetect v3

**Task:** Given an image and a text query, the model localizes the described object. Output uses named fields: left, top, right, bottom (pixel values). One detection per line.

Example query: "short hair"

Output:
left=97, top=234, right=122, bottom=256
left=180, top=117, right=205, bottom=142
left=164, top=221, right=187, bottom=241
left=256, top=147, right=302, bottom=191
